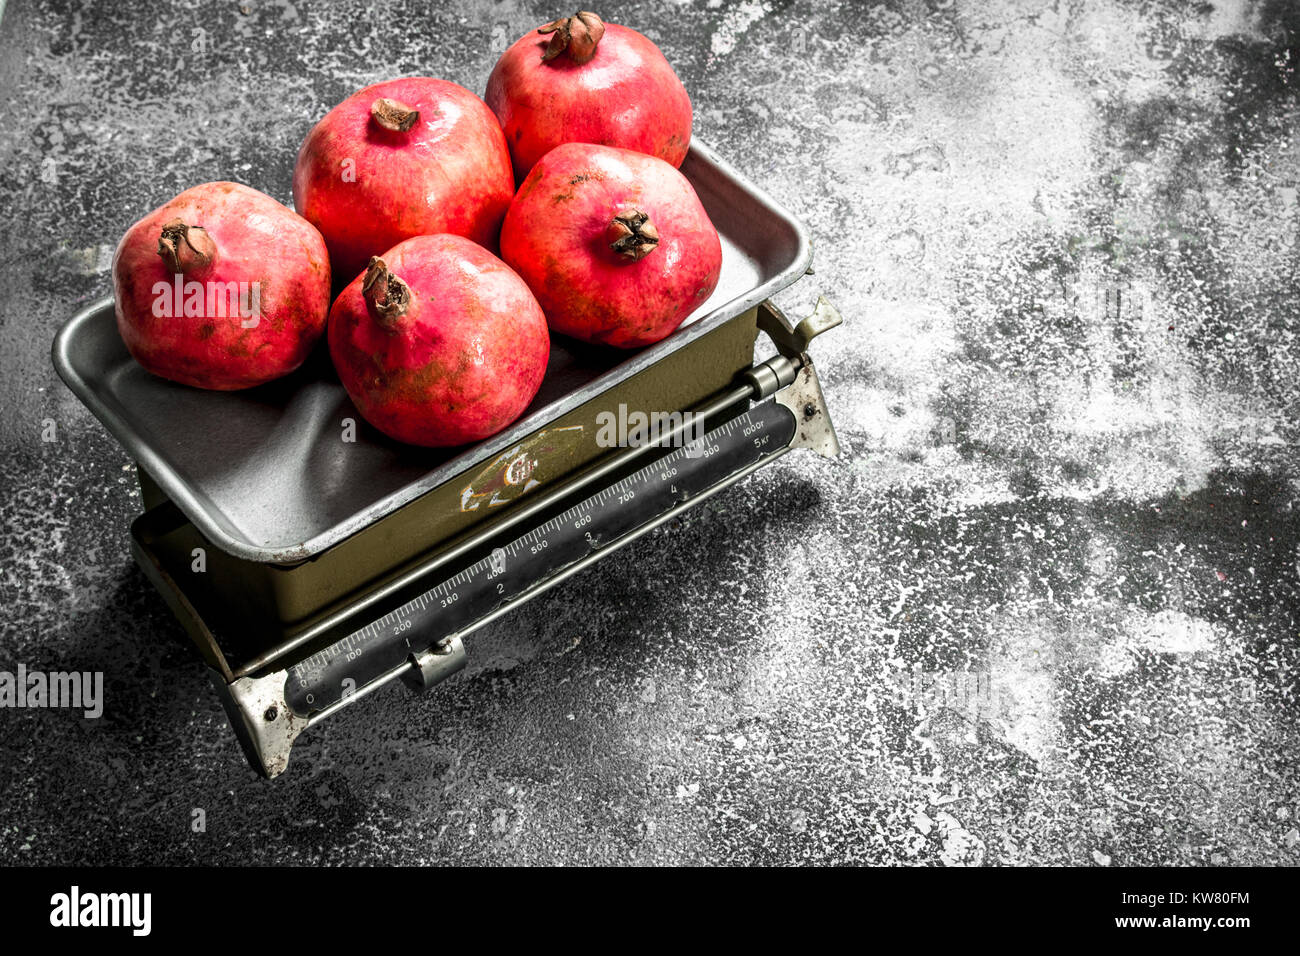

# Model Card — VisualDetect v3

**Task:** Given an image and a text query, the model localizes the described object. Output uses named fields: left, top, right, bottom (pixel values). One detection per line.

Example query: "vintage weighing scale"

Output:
left=53, top=141, right=841, bottom=777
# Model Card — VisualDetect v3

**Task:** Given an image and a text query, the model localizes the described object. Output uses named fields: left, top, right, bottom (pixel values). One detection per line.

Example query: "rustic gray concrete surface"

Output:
left=2, top=0, right=1299, bottom=865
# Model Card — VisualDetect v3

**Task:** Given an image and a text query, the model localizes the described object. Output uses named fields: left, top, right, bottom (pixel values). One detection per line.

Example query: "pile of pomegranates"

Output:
left=110, top=11, right=719, bottom=448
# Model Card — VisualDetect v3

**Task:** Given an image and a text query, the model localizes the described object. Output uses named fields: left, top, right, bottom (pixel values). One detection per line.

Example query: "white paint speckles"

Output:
left=936, top=810, right=986, bottom=866
left=64, top=244, right=114, bottom=276
left=985, top=612, right=1062, bottom=764
left=1094, top=609, right=1223, bottom=679
left=1185, top=0, right=1257, bottom=42
left=709, top=1, right=771, bottom=57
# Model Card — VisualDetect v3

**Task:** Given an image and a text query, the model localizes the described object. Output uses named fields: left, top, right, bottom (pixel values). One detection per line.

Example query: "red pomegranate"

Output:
left=293, top=77, right=515, bottom=283
left=328, top=235, right=550, bottom=447
left=500, top=143, right=722, bottom=349
left=485, top=11, right=693, bottom=180
left=112, top=181, right=331, bottom=390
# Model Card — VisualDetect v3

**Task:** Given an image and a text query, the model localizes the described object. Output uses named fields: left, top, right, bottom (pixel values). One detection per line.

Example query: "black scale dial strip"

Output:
left=285, top=397, right=797, bottom=717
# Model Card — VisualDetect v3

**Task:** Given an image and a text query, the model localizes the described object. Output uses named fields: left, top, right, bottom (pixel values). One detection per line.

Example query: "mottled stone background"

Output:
left=1, top=0, right=1298, bottom=865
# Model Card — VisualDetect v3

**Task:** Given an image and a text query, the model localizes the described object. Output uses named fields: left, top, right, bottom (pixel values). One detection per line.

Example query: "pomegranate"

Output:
left=293, top=77, right=515, bottom=282
left=485, top=11, right=693, bottom=180
left=328, top=235, right=550, bottom=447
left=499, top=143, right=722, bottom=349
left=112, top=181, right=331, bottom=390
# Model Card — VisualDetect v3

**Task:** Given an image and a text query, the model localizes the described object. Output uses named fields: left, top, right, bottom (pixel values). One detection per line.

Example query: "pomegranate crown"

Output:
left=370, top=97, right=420, bottom=132
left=606, top=208, right=659, bottom=262
left=157, top=218, right=216, bottom=274
left=539, top=11, right=605, bottom=64
left=362, top=256, right=412, bottom=322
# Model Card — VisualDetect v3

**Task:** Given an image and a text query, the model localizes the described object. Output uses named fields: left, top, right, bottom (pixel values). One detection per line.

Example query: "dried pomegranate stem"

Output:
left=539, top=11, right=605, bottom=63
left=157, top=218, right=217, bottom=274
left=370, top=97, right=420, bottom=132
left=362, top=256, right=412, bottom=322
left=606, top=208, right=659, bottom=262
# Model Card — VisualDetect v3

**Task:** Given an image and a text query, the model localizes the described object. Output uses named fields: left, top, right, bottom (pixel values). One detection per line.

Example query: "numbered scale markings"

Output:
left=285, top=397, right=797, bottom=717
